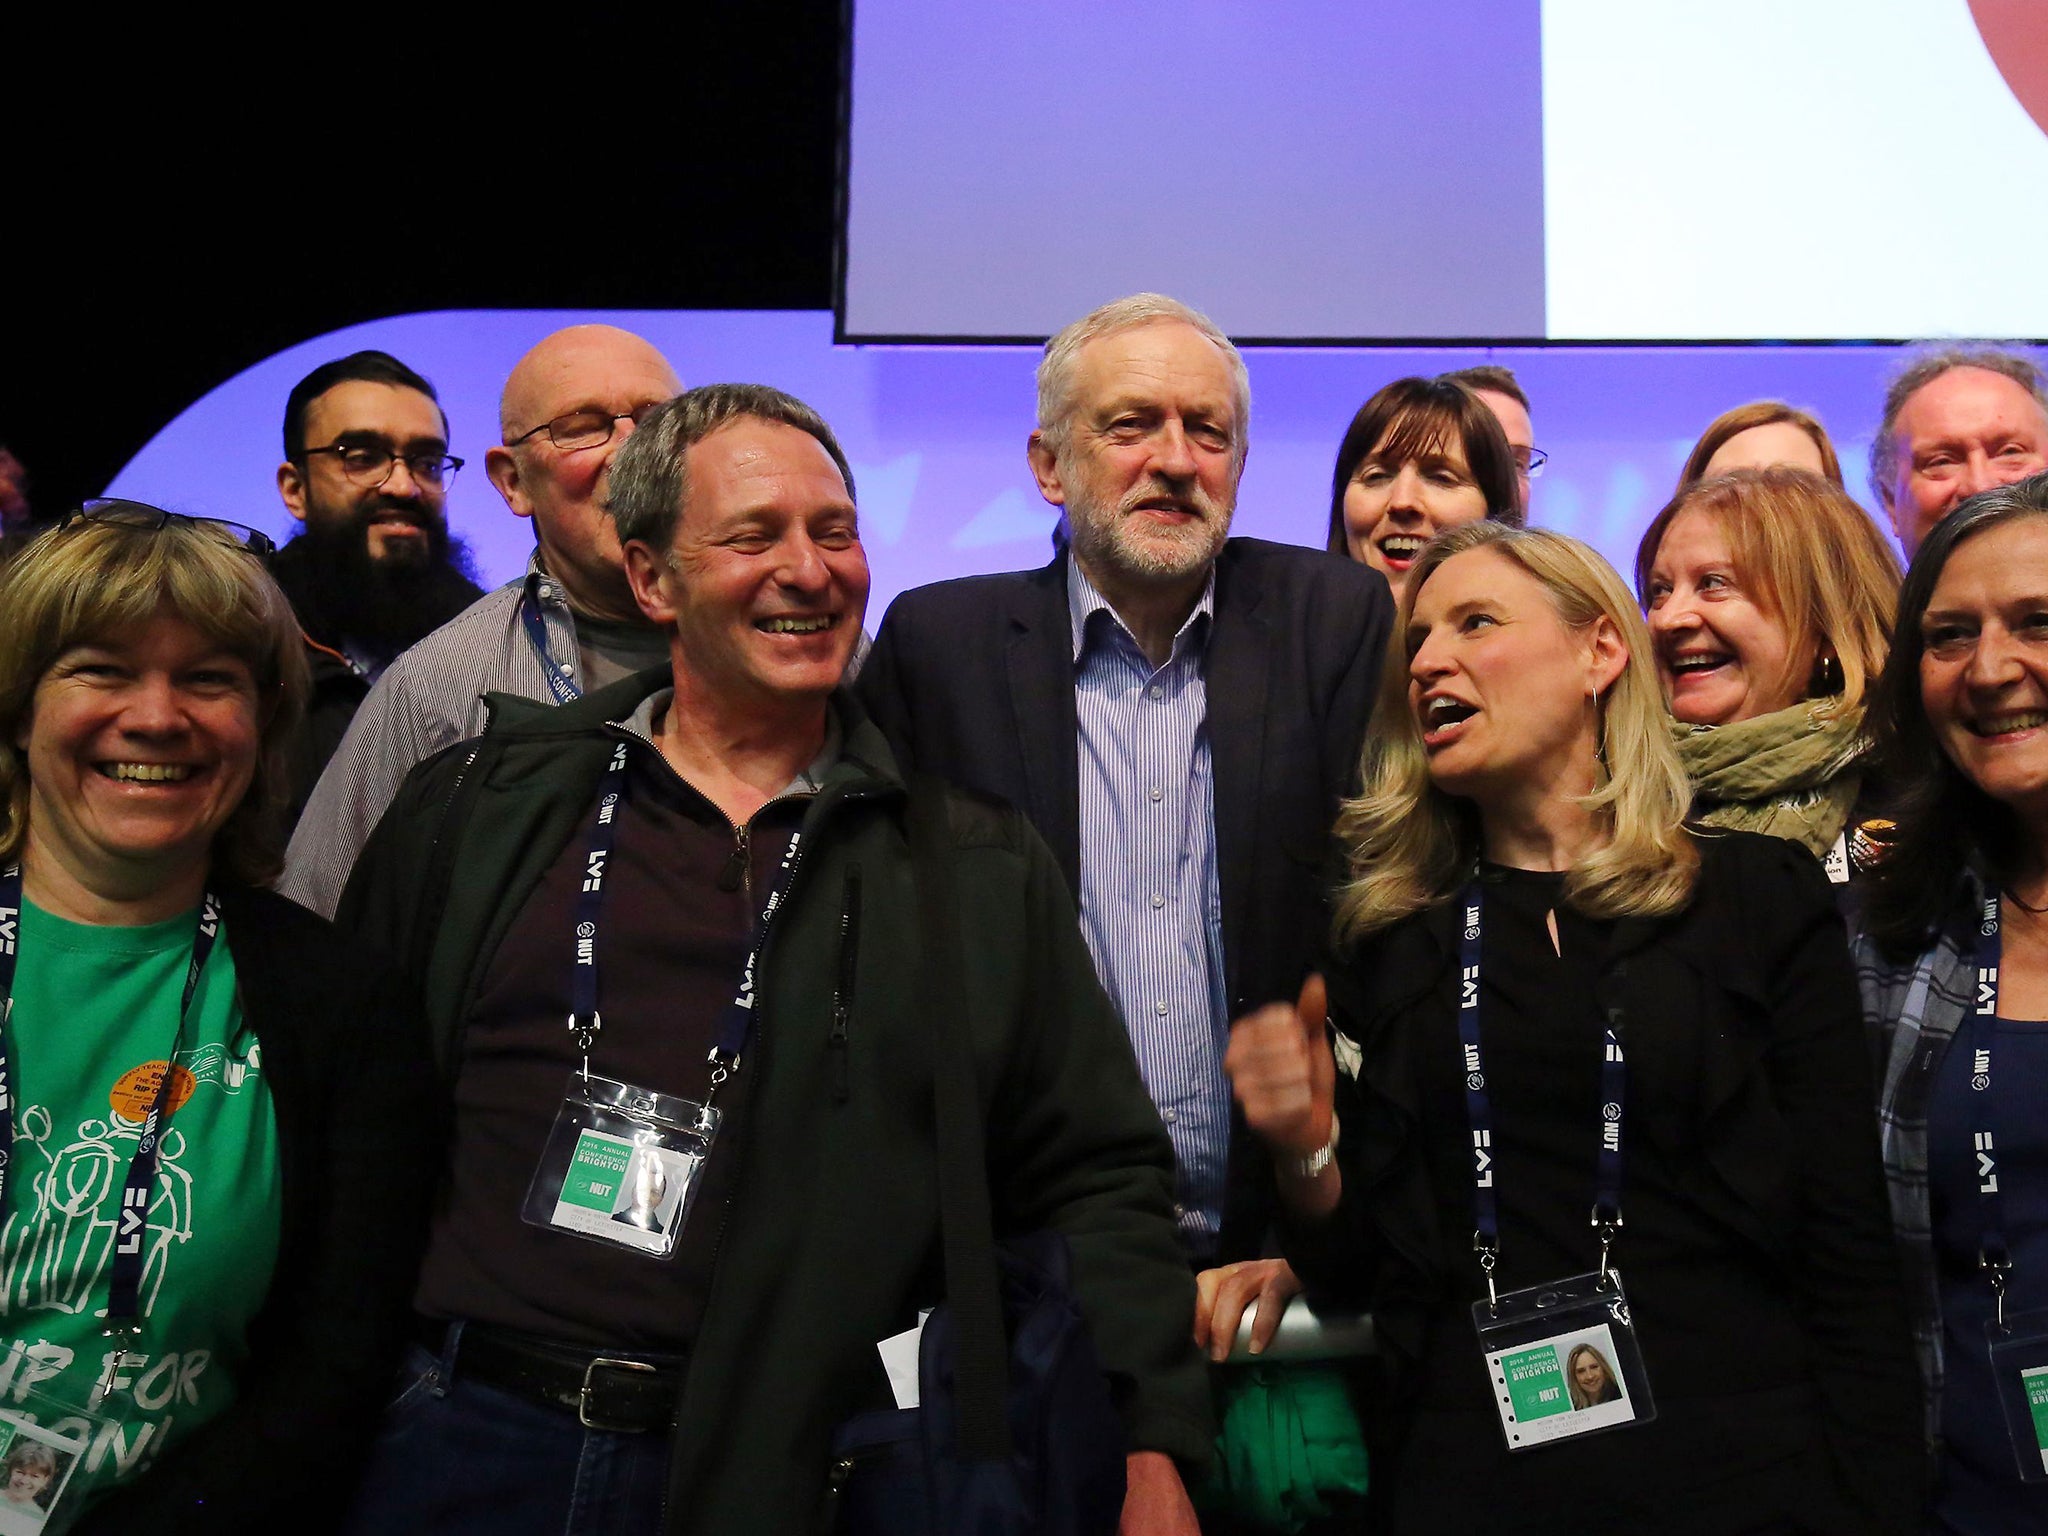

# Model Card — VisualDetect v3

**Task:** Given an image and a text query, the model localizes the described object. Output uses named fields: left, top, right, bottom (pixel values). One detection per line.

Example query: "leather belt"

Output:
left=430, top=1319, right=687, bottom=1434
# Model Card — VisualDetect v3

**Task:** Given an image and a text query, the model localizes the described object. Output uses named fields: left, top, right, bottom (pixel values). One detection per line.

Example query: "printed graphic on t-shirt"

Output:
left=0, top=1044, right=268, bottom=1510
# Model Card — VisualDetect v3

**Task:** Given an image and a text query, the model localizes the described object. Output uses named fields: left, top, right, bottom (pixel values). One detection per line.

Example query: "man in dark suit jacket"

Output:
left=861, top=295, right=1393, bottom=1316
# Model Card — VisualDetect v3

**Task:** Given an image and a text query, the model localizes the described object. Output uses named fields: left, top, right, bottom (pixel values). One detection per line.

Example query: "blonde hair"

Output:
left=1564, top=1342, right=1618, bottom=1410
left=1334, top=522, right=1697, bottom=944
left=0, top=511, right=308, bottom=884
left=1635, top=467, right=1900, bottom=720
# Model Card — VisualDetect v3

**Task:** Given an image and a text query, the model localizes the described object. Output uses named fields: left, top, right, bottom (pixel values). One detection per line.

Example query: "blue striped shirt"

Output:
left=1068, top=560, right=1229, bottom=1256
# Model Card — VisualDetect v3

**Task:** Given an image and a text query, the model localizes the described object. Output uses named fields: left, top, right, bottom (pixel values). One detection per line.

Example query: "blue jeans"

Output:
left=343, top=1327, right=672, bottom=1536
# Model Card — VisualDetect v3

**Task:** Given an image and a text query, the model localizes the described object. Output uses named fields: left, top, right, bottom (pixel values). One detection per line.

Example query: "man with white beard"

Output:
left=860, top=296, right=1391, bottom=1434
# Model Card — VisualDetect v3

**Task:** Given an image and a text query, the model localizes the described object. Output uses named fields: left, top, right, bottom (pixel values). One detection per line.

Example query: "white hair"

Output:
left=1035, top=293, right=1250, bottom=463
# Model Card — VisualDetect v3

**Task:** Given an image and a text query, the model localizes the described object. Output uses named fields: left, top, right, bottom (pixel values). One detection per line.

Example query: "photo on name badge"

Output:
left=0, top=1411, right=89, bottom=1535
left=608, top=1142, right=698, bottom=1236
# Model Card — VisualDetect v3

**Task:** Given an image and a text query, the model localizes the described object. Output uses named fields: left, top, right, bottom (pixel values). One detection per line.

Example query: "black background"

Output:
left=5, top=10, right=844, bottom=518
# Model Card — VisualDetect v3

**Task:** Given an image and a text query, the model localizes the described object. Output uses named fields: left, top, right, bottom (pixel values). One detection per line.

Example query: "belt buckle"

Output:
left=579, top=1355, right=658, bottom=1432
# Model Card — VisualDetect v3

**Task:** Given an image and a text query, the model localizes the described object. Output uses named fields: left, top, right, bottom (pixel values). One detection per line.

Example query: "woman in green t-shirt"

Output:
left=0, top=504, right=432, bottom=1534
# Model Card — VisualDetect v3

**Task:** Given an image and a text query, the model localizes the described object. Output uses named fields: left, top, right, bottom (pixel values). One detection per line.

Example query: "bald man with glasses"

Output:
left=280, top=325, right=683, bottom=917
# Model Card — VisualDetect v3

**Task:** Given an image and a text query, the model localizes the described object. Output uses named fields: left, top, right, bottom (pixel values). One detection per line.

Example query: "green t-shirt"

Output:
left=0, top=900, right=280, bottom=1532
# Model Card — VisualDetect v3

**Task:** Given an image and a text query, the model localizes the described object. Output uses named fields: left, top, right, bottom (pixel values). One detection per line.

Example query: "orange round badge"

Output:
left=110, top=1062, right=197, bottom=1121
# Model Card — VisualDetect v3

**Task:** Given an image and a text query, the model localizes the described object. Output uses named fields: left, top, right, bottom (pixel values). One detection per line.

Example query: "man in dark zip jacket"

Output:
left=333, top=384, right=1211, bottom=1535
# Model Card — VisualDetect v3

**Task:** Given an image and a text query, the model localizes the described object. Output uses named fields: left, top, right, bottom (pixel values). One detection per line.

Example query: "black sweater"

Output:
left=1285, top=832, right=1924, bottom=1535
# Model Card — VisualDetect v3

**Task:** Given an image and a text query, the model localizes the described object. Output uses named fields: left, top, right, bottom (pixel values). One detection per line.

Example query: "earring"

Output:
left=1810, top=652, right=1844, bottom=696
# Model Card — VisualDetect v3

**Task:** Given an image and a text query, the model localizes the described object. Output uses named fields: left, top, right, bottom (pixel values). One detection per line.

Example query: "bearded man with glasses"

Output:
left=281, top=326, right=682, bottom=917
left=273, top=350, right=485, bottom=830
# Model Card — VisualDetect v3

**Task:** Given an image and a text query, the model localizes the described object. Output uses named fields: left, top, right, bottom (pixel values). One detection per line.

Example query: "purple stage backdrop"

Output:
left=106, top=309, right=1925, bottom=623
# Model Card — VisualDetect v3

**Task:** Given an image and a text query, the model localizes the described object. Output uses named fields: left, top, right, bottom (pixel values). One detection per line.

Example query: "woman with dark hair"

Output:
left=1857, top=472, right=2048, bottom=1530
left=1638, top=468, right=1901, bottom=875
left=1677, top=401, right=1844, bottom=490
left=1325, top=377, right=1520, bottom=602
left=0, top=503, right=430, bottom=1534
left=1225, top=521, right=1920, bottom=1533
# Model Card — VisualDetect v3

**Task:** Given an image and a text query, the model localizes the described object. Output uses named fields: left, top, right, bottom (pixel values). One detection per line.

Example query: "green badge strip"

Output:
left=2025, top=1366, right=2048, bottom=1457
left=560, top=1131, right=633, bottom=1212
left=1499, top=1344, right=1571, bottom=1422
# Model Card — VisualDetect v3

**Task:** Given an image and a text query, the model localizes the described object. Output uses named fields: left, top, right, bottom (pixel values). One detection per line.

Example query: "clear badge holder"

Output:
left=1986, top=1306, right=2048, bottom=1482
left=0, top=1387, right=109, bottom=1534
left=520, top=1073, right=720, bottom=1258
left=1472, top=1268, right=1655, bottom=1452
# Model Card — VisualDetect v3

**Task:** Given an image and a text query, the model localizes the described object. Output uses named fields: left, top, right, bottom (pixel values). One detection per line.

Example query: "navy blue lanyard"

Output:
left=0, top=865, right=221, bottom=1344
left=1456, top=876, right=1628, bottom=1306
left=523, top=587, right=582, bottom=705
left=1971, top=889, right=2016, bottom=1322
left=568, top=740, right=807, bottom=1106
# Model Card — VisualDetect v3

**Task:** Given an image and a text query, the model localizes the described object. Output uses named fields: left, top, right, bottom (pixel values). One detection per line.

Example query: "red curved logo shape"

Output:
left=1972, top=0, right=2048, bottom=138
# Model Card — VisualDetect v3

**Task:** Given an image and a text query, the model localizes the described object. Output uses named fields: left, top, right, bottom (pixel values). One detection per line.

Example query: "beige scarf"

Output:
left=1672, top=699, right=1869, bottom=858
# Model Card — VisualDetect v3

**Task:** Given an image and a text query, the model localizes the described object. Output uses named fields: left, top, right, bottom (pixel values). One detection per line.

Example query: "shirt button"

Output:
left=1163, top=1108, right=1178, bottom=1125
left=1172, top=1203, right=1186, bottom=1219
left=558, top=662, right=574, bottom=675
left=538, top=583, right=554, bottom=599
left=1150, top=894, right=1164, bottom=910
left=1148, top=685, right=1163, bottom=699
left=1149, top=786, right=1163, bottom=802
left=1154, top=1001, right=1169, bottom=1017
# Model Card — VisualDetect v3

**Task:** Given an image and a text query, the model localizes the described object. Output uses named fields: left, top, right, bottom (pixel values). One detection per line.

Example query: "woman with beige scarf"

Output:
left=1636, top=467, right=1901, bottom=878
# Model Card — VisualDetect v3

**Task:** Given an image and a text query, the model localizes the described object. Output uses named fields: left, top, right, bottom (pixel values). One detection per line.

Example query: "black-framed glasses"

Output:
left=60, top=500, right=277, bottom=558
left=1514, top=446, right=1550, bottom=480
left=302, top=442, right=463, bottom=489
left=504, top=402, right=661, bottom=452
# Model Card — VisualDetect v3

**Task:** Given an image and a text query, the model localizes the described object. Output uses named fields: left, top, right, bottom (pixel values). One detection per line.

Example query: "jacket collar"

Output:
left=1003, top=556, right=1085, bottom=887
left=481, top=664, right=906, bottom=801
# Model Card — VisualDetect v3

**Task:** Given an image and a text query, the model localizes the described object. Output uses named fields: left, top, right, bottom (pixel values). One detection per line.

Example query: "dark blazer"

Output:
left=860, top=537, right=1393, bottom=1256
left=1285, top=832, right=1923, bottom=1534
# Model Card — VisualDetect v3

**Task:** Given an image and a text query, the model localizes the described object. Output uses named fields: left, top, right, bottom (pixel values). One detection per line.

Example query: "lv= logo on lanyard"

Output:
left=1969, top=889, right=2048, bottom=1482
left=1455, top=874, right=1657, bottom=1452
left=518, top=738, right=809, bottom=1257
left=0, top=865, right=220, bottom=1403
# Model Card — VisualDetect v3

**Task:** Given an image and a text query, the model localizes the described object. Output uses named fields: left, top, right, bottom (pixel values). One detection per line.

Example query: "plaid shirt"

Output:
left=1853, top=866, right=1984, bottom=1448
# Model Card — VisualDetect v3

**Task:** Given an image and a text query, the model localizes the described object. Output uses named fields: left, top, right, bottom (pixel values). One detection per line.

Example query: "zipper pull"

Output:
left=830, top=867, right=861, bottom=1103
left=830, top=1006, right=851, bottom=1103
left=718, top=824, right=750, bottom=892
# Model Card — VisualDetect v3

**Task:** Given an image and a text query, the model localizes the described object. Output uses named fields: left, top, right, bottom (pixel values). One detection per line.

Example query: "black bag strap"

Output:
left=907, top=776, right=1014, bottom=1461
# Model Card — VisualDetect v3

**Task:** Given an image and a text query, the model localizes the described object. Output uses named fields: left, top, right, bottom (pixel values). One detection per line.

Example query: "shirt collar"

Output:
left=612, top=688, right=843, bottom=798
left=522, top=552, right=574, bottom=615
left=1066, top=555, right=1217, bottom=665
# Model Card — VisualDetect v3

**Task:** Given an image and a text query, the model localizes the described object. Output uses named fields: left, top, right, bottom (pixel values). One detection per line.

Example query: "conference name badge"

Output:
left=1985, top=1307, right=2048, bottom=1481
left=521, top=1074, right=719, bottom=1259
left=0, top=1387, right=114, bottom=1535
left=1472, top=1269, right=1655, bottom=1452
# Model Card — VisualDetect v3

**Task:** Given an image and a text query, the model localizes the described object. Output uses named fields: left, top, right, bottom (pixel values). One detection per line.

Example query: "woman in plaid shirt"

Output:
left=1858, top=473, right=2048, bottom=1533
